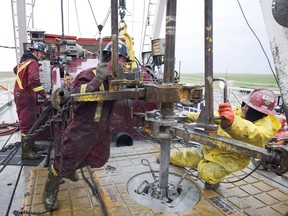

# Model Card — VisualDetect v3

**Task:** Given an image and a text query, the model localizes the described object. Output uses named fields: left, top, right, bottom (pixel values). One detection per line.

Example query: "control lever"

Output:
left=174, top=168, right=192, bottom=189
left=141, top=159, right=157, bottom=183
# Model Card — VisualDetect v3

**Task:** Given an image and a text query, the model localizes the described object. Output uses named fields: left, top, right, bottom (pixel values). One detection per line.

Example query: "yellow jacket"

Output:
left=182, top=107, right=281, bottom=172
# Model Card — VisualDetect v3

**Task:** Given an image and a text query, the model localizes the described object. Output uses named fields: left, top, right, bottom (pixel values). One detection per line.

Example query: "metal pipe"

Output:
left=60, top=0, right=65, bottom=39
left=31, top=0, right=34, bottom=28
left=204, top=0, right=214, bottom=124
left=163, top=0, right=176, bottom=84
left=161, top=0, right=177, bottom=118
left=98, top=25, right=104, bottom=62
left=99, top=32, right=103, bottom=63
left=194, top=0, right=217, bottom=131
left=213, top=77, right=228, bottom=103
left=111, top=0, right=120, bottom=79
left=159, top=0, right=177, bottom=192
left=16, top=0, right=28, bottom=56
left=159, top=138, right=171, bottom=192
left=11, top=0, right=18, bottom=63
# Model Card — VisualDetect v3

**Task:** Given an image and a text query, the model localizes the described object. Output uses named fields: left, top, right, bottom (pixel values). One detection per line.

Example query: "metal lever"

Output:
left=174, top=168, right=192, bottom=189
left=141, top=159, right=157, bottom=182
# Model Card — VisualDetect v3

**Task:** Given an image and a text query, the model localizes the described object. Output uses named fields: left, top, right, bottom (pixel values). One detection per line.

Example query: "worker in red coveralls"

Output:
left=13, top=42, right=50, bottom=160
left=42, top=41, right=130, bottom=210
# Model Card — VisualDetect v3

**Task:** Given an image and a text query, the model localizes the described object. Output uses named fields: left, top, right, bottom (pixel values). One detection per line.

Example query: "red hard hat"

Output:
left=242, top=88, right=277, bottom=115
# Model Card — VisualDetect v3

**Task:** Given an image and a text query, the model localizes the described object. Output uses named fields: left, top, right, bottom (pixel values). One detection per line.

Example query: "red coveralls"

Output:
left=53, top=67, right=115, bottom=176
left=13, top=54, right=47, bottom=135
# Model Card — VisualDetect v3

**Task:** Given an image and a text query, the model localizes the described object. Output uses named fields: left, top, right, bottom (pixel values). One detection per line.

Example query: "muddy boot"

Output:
left=22, top=135, right=46, bottom=153
left=43, top=165, right=60, bottom=210
left=21, top=137, right=42, bottom=160
left=32, top=141, right=46, bottom=153
left=65, top=172, right=80, bottom=182
left=204, top=182, right=220, bottom=190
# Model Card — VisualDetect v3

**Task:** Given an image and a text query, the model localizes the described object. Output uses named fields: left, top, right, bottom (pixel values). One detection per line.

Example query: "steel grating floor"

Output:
left=0, top=147, right=47, bottom=166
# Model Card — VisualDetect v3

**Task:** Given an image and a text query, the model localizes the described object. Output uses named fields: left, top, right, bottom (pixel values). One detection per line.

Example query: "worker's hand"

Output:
left=218, top=102, right=234, bottom=128
left=96, top=63, right=111, bottom=82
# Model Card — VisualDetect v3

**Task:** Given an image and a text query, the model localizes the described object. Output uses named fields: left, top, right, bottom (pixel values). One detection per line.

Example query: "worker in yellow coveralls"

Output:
left=167, top=88, right=281, bottom=189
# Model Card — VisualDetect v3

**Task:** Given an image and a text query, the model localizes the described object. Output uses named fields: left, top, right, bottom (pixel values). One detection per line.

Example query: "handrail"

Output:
left=0, top=78, right=14, bottom=113
left=177, top=86, right=280, bottom=113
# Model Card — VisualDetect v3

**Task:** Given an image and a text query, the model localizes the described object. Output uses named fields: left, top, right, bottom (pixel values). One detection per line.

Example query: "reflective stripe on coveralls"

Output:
left=80, top=69, right=105, bottom=122
left=16, top=61, right=32, bottom=89
left=94, top=84, right=104, bottom=122
left=16, top=60, right=44, bottom=92
left=170, top=108, right=281, bottom=184
left=32, top=85, right=44, bottom=93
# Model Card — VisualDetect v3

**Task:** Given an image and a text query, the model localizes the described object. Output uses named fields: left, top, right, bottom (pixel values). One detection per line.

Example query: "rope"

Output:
left=0, top=127, right=19, bottom=136
left=74, top=0, right=82, bottom=37
left=236, top=0, right=278, bottom=86
left=93, top=8, right=111, bottom=38
left=0, top=122, right=20, bottom=136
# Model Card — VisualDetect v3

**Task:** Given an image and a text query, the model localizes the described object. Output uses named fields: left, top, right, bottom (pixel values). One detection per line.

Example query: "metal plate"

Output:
left=0, top=147, right=46, bottom=166
left=127, top=171, right=201, bottom=212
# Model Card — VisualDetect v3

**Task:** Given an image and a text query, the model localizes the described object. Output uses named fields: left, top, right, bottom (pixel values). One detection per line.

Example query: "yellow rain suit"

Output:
left=170, top=107, right=281, bottom=184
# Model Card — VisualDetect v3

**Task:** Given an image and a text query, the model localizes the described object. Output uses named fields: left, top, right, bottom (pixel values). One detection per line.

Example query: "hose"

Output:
left=0, top=122, right=20, bottom=136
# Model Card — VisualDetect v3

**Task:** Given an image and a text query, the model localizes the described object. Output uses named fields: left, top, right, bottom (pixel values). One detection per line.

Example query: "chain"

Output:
left=11, top=101, right=72, bottom=216
left=13, top=208, right=48, bottom=215
left=0, top=101, right=72, bottom=153
left=48, top=116, right=67, bottom=210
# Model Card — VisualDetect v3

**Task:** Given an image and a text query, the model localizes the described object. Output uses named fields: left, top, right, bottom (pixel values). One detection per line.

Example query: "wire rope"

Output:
left=92, top=8, right=111, bottom=38
left=139, top=0, right=147, bottom=58
left=102, top=8, right=111, bottom=26
left=6, top=166, right=24, bottom=216
left=236, top=0, right=279, bottom=86
left=67, top=0, right=70, bottom=35
left=74, top=0, right=82, bottom=37
left=88, top=0, right=99, bottom=27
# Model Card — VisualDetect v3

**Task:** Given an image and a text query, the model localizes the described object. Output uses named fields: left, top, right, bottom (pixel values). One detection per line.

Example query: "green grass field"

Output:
left=0, top=71, right=279, bottom=90
left=179, top=73, right=278, bottom=90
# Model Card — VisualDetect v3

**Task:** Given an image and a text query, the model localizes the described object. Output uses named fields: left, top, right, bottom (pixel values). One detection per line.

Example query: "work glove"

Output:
left=218, top=102, right=234, bottom=129
left=96, top=63, right=111, bottom=82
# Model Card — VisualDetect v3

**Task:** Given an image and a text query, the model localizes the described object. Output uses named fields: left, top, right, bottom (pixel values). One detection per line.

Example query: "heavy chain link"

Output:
left=11, top=101, right=72, bottom=216
left=0, top=101, right=72, bottom=153
left=13, top=208, right=48, bottom=215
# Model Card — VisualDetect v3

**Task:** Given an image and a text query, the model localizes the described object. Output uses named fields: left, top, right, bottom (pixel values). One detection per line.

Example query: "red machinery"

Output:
left=31, top=33, right=157, bottom=146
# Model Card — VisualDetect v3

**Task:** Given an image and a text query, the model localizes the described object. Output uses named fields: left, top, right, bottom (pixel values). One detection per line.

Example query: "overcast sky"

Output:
left=0, top=0, right=274, bottom=74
